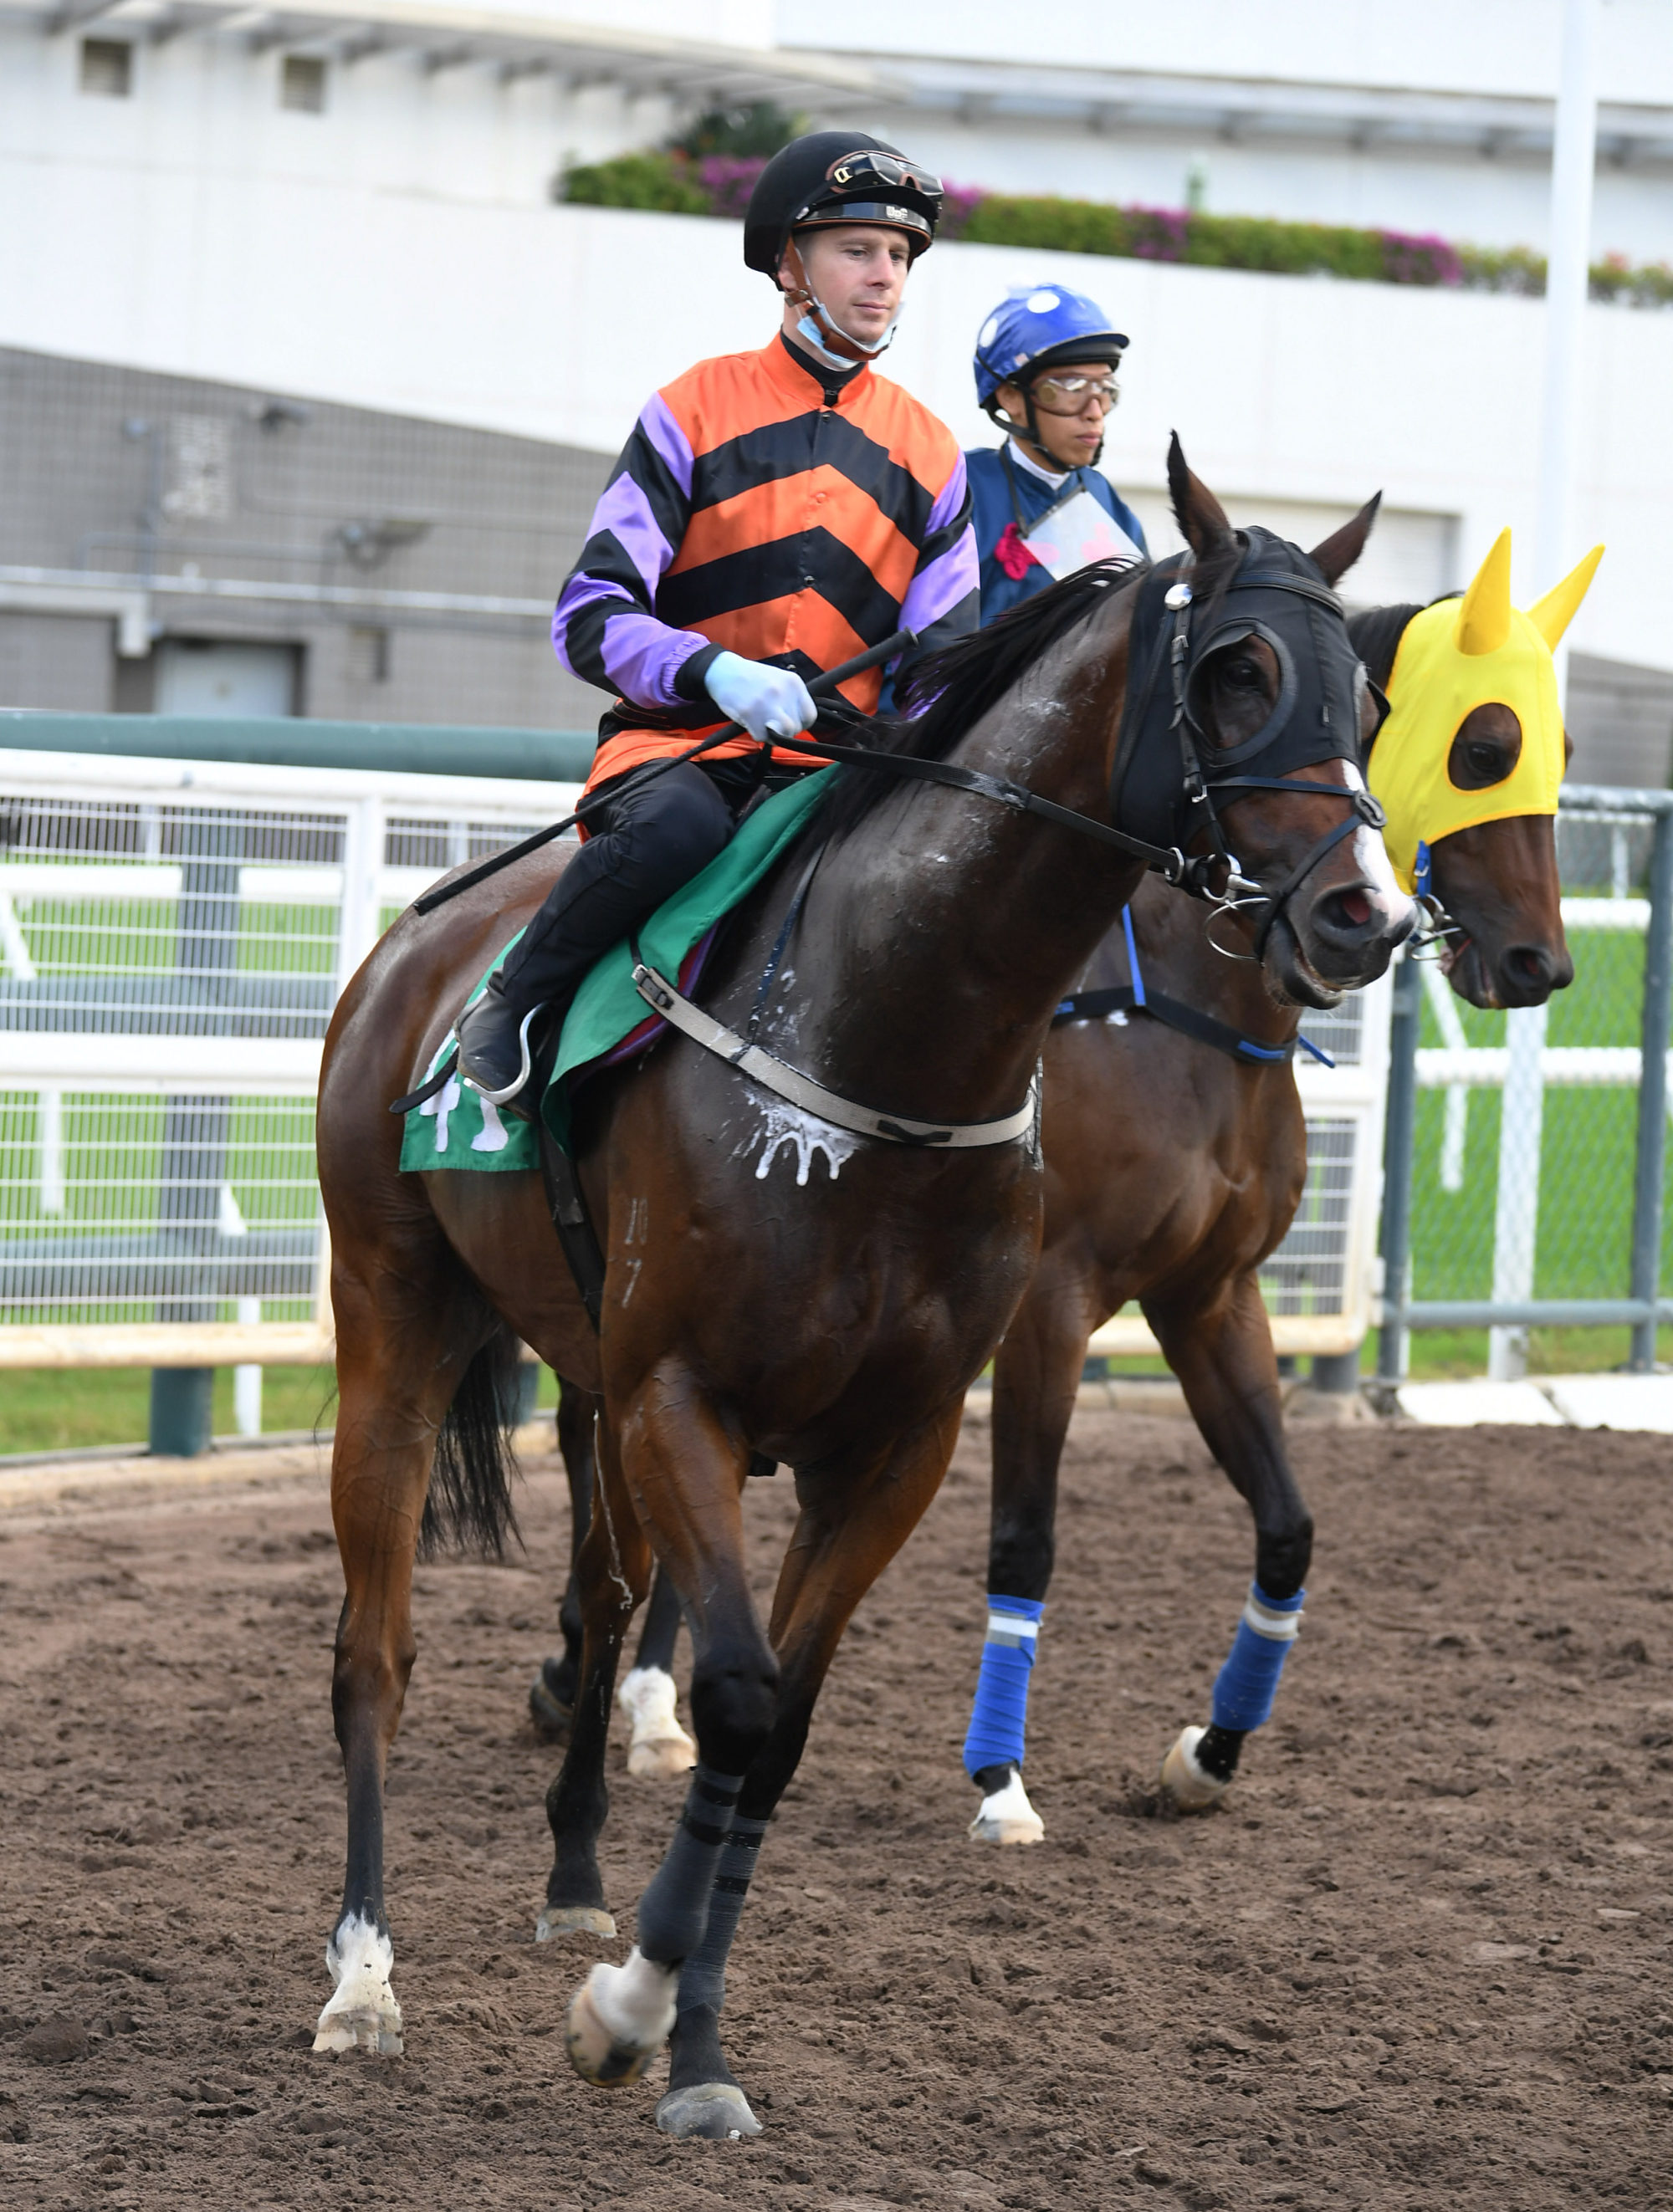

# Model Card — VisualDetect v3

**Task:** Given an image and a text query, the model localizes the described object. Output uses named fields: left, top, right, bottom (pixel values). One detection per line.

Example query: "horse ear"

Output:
left=1166, top=432, right=1236, bottom=563
left=1456, top=528, right=1514, bottom=656
left=1308, top=493, right=1382, bottom=588
left=1529, top=544, right=1605, bottom=649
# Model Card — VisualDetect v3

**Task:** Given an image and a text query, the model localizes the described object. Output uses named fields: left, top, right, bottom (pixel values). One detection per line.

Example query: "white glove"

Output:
left=704, top=651, right=818, bottom=744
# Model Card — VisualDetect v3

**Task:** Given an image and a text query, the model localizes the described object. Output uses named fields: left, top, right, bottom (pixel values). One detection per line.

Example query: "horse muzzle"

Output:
left=1442, top=929, right=1573, bottom=1011
left=1266, top=875, right=1415, bottom=1008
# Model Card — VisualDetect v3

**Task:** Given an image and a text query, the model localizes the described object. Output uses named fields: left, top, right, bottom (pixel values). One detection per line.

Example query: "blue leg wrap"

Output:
left=962, top=1596, right=1044, bottom=1778
left=1210, top=1582, right=1305, bottom=1732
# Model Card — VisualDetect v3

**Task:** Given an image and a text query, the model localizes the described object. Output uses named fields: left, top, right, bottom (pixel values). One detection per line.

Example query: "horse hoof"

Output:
left=564, top=1955, right=675, bottom=2087
left=618, top=1668, right=698, bottom=1780
left=656, top=2082, right=763, bottom=2139
left=311, top=2011, right=403, bottom=2056
left=536, top=1903, right=617, bottom=1942
left=967, top=1768, right=1045, bottom=1846
left=1161, top=1724, right=1230, bottom=1811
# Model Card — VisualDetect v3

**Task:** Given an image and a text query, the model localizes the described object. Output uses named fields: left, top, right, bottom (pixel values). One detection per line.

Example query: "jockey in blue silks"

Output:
left=966, top=285, right=1149, bottom=622
left=960, top=285, right=1150, bottom=1840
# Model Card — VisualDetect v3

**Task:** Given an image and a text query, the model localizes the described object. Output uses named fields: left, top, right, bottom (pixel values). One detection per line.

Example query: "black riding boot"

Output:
left=457, top=763, right=737, bottom=1111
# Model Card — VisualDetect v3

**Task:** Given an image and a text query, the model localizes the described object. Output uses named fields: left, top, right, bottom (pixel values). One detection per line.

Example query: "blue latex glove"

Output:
left=704, top=651, right=818, bottom=744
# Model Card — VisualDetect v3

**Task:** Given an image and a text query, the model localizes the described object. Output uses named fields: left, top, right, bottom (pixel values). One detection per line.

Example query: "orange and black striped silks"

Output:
left=554, top=336, right=979, bottom=794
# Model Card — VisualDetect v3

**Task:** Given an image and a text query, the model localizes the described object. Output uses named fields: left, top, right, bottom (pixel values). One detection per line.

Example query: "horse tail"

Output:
left=420, top=1320, right=524, bottom=1559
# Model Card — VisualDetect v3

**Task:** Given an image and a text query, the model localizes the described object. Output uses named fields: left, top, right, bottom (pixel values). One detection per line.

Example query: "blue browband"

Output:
left=1053, top=908, right=1336, bottom=1069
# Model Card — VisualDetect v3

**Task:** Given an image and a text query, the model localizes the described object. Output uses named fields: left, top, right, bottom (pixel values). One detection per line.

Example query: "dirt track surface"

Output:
left=2, top=1409, right=1672, bottom=2211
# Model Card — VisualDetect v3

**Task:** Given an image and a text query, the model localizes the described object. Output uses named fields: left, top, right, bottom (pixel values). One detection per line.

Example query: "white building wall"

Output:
left=8, top=1, right=1671, bottom=264
left=787, top=0, right=1673, bottom=259
left=852, top=110, right=1671, bottom=268
left=0, top=22, right=684, bottom=224
left=780, top=0, right=1673, bottom=101
left=3, top=110, right=1663, bottom=672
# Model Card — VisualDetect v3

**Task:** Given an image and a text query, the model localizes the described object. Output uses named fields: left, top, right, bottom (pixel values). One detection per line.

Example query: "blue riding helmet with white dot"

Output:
left=973, top=284, right=1129, bottom=412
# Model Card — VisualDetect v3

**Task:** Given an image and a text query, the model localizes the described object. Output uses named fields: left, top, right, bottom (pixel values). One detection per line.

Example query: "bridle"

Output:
left=1112, top=554, right=1390, bottom=960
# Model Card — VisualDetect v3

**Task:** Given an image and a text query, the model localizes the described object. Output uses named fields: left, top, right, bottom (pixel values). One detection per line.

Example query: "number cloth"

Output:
left=966, top=442, right=1147, bottom=624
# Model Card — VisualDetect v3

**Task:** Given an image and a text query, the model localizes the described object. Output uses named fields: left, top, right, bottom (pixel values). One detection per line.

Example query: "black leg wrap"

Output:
left=635, top=1765, right=742, bottom=1968
left=1196, top=1724, right=1246, bottom=1784
left=668, top=1813, right=768, bottom=2094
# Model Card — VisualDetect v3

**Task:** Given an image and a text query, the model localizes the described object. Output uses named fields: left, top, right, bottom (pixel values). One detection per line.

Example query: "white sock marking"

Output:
left=588, top=1946, right=679, bottom=2046
left=316, top=1913, right=401, bottom=2041
left=970, top=1768, right=1045, bottom=1846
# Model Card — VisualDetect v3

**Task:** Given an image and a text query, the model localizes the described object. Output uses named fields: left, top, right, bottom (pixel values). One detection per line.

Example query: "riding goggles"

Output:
left=790, top=150, right=944, bottom=246
left=1030, top=373, right=1122, bottom=415
left=826, top=150, right=943, bottom=197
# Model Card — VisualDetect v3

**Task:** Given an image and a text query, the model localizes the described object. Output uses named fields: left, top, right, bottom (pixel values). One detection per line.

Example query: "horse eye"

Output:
left=1469, top=743, right=1502, bottom=774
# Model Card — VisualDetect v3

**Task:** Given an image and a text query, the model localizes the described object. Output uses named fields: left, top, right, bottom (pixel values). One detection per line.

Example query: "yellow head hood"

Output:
left=1367, top=529, right=1604, bottom=894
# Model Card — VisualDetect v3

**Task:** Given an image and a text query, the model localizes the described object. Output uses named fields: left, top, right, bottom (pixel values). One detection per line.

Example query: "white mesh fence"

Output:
left=0, top=752, right=576, bottom=1358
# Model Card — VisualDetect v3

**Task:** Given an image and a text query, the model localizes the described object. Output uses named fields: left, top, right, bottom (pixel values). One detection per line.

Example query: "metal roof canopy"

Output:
left=868, top=55, right=1673, bottom=171
left=14, top=0, right=884, bottom=102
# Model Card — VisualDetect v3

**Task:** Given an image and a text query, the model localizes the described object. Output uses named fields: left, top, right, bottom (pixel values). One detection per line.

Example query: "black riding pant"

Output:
left=493, top=759, right=769, bottom=1023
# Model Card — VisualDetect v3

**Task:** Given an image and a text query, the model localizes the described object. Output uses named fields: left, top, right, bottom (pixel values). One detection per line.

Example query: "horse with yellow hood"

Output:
left=951, top=519, right=1607, bottom=1842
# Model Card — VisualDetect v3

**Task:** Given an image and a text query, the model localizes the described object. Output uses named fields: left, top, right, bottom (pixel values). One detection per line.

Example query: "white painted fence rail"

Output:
left=0, top=746, right=580, bottom=1397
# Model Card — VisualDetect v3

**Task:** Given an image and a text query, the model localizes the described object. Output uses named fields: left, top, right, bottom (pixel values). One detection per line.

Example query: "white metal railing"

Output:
left=1410, top=877, right=1665, bottom=1377
left=1378, top=789, right=1673, bottom=1386
left=0, top=748, right=580, bottom=1409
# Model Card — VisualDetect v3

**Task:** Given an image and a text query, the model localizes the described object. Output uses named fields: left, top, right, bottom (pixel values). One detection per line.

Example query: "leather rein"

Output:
left=627, top=559, right=1380, bottom=1153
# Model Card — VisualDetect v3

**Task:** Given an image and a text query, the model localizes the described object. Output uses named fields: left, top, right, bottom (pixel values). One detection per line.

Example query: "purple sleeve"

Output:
left=553, top=395, right=713, bottom=710
left=900, top=525, right=980, bottom=636
left=899, top=454, right=979, bottom=647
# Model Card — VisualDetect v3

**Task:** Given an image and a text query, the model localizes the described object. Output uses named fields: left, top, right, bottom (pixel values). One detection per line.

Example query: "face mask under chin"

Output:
left=794, top=299, right=898, bottom=367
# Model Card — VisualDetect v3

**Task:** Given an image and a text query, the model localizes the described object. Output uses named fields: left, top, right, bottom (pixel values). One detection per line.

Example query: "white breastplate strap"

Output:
left=632, top=963, right=1037, bottom=1151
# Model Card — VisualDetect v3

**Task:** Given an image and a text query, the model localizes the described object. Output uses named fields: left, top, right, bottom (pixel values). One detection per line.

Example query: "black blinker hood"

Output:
left=1110, top=525, right=1364, bottom=857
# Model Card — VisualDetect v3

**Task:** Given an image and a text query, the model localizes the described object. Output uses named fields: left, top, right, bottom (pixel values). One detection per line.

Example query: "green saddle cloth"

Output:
left=398, top=768, right=833, bottom=1172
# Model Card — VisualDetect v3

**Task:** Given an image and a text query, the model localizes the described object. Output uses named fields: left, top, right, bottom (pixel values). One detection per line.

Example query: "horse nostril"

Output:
left=1316, top=886, right=1374, bottom=934
left=1508, top=945, right=1553, bottom=984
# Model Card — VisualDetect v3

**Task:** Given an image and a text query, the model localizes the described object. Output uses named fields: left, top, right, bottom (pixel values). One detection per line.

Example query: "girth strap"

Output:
left=538, top=1121, right=606, bottom=1331
left=631, top=957, right=1038, bottom=1151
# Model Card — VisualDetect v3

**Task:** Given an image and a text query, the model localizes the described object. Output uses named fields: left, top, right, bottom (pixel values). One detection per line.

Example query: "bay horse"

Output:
left=310, top=446, right=1413, bottom=2138
left=960, top=589, right=1577, bottom=1846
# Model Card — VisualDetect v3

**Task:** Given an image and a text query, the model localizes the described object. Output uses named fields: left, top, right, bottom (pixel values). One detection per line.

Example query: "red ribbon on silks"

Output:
left=994, top=522, right=1040, bottom=581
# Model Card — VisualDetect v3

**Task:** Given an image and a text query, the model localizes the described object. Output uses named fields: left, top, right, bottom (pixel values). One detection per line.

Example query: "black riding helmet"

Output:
left=743, top=130, right=943, bottom=282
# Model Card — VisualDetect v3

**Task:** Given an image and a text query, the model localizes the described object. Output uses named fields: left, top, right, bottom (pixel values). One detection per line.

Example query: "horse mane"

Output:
left=809, top=554, right=1154, bottom=845
left=1348, top=593, right=1469, bottom=771
left=1346, top=600, right=1425, bottom=691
